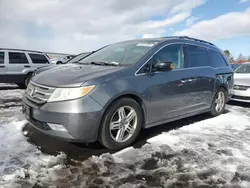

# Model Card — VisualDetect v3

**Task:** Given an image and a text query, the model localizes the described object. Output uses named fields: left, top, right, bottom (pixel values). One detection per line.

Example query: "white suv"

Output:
left=0, top=48, right=51, bottom=88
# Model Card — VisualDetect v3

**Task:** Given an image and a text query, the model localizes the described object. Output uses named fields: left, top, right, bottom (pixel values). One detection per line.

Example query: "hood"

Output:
left=234, top=73, right=250, bottom=86
left=32, top=64, right=125, bottom=87
left=35, top=64, right=58, bottom=74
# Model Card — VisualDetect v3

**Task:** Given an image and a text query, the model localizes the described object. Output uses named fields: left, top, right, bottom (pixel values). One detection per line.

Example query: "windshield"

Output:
left=78, top=41, right=158, bottom=66
left=234, top=63, right=250, bottom=73
left=66, top=52, right=91, bottom=64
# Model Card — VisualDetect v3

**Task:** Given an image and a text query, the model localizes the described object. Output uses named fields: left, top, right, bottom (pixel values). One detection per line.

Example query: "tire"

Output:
left=56, top=61, right=63, bottom=64
left=98, top=98, right=143, bottom=150
left=210, top=88, right=227, bottom=116
left=24, top=73, right=32, bottom=88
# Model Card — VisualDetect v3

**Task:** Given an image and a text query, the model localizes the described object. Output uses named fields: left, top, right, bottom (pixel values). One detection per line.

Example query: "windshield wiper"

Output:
left=89, top=61, right=119, bottom=66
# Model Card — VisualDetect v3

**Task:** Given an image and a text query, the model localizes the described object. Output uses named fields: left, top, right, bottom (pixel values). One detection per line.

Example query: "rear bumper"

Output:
left=22, top=94, right=104, bottom=143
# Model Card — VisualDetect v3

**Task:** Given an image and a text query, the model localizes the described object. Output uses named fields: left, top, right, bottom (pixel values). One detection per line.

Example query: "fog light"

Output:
left=48, top=123, right=67, bottom=132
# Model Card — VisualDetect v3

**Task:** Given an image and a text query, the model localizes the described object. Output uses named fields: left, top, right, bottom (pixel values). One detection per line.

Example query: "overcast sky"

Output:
left=0, top=0, right=250, bottom=57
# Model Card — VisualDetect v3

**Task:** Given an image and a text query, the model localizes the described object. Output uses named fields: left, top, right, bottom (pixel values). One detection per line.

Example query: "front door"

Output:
left=147, top=44, right=191, bottom=123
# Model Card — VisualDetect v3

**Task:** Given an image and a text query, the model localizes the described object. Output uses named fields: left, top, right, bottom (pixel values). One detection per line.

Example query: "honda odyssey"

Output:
left=22, top=36, right=233, bottom=150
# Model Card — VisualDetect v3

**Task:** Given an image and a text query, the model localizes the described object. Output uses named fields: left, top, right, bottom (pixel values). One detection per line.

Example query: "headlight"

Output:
left=47, top=85, right=95, bottom=102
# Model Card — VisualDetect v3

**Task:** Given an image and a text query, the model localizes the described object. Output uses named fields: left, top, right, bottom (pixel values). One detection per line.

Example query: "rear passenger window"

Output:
left=9, top=52, right=29, bottom=64
left=0, top=52, right=4, bottom=64
left=29, top=53, right=49, bottom=64
left=209, top=50, right=227, bottom=68
left=188, top=45, right=209, bottom=67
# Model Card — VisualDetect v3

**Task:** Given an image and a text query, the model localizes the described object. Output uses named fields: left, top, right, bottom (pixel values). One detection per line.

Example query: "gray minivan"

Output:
left=22, top=36, right=234, bottom=150
left=0, top=48, right=51, bottom=88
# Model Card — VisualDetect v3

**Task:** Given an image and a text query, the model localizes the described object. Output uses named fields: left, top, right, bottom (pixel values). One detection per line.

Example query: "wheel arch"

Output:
left=214, top=73, right=232, bottom=97
left=218, top=84, right=229, bottom=101
left=216, top=83, right=228, bottom=95
left=101, top=93, right=147, bottom=128
left=25, top=71, right=33, bottom=76
left=24, top=71, right=33, bottom=80
left=219, top=84, right=228, bottom=92
left=56, top=61, right=63, bottom=64
left=24, top=71, right=33, bottom=86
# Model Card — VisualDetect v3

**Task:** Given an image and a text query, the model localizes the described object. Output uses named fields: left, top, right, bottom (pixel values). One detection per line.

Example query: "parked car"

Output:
left=0, top=48, right=51, bottom=88
left=22, top=36, right=233, bottom=150
left=65, top=52, right=90, bottom=64
left=231, top=62, right=250, bottom=103
left=32, top=52, right=91, bottom=77
left=56, top=55, right=76, bottom=64
left=49, top=57, right=58, bottom=64
left=230, top=63, right=240, bottom=70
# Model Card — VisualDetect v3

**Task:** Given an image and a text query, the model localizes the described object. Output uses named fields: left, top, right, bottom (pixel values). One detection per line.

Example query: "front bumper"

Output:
left=22, top=94, right=104, bottom=143
left=230, top=89, right=250, bottom=103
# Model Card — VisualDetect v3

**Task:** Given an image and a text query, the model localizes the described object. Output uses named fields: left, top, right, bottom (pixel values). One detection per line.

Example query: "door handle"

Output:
left=189, top=77, right=197, bottom=81
left=188, top=78, right=197, bottom=82
left=0, top=65, right=5, bottom=68
left=24, top=65, right=30, bottom=68
left=180, top=78, right=197, bottom=84
left=180, top=79, right=190, bottom=83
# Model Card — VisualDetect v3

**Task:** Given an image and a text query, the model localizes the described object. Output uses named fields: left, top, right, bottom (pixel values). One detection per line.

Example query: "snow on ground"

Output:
left=0, top=118, right=66, bottom=188
left=1, top=106, right=250, bottom=188
left=0, top=86, right=67, bottom=188
left=0, top=85, right=23, bottom=109
left=1, top=85, right=250, bottom=187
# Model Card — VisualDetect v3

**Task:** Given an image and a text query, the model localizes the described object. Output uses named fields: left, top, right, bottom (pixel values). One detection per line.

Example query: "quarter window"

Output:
left=9, top=52, right=29, bottom=64
left=29, top=53, right=49, bottom=64
left=153, top=44, right=184, bottom=69
left=137, top=58, right=152, bottom=74
left=188, top=45, right=209, bottom=67
left=0, top=52, right=4, bottom=64
left=208, top=50, right=227, bottom=68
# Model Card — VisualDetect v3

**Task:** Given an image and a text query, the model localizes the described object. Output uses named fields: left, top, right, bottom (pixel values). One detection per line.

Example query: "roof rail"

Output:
left=177, top=36, right=215, bottom=46
left=161, top=36, right=215, bottom=46
left=0, top=48, right=43, bottom=53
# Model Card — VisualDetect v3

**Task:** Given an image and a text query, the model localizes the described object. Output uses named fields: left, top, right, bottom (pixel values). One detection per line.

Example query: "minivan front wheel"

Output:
left=210, top=88, right=227, bottom=116
left=99, top=98, right=142, bottom=150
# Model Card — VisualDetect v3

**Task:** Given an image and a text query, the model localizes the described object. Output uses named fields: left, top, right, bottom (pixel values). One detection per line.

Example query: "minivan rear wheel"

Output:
left=210, top=88, right=227, bottom=116
left=99, top=98, right=142, bottom=150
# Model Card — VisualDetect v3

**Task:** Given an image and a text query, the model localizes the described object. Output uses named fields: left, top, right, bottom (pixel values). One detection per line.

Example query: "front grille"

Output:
left=233, top=85, right=250, bottom=91
left=232, top=95, right=250, bottom=101
left=26, top=81, right=55, bottom=104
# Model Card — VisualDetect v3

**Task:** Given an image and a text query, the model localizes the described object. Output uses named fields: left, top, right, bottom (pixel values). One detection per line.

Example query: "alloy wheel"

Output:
left=109, top=106, right=138, bottom=143
left=215, top=91, right=225, bottom=113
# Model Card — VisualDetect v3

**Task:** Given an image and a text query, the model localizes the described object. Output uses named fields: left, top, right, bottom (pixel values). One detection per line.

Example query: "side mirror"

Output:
left=154, top=61, right=173, bottom=72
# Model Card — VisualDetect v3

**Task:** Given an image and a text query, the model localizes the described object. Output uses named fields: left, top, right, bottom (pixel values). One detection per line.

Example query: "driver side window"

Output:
left=153, top=44, right=184, bottom=69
